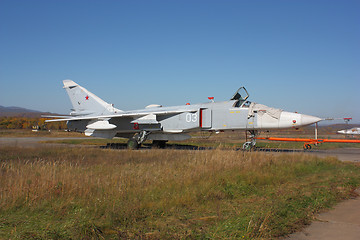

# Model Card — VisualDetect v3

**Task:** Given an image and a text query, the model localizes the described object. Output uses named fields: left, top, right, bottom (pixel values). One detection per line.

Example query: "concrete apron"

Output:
left=286, top=188, right=360, bottom=240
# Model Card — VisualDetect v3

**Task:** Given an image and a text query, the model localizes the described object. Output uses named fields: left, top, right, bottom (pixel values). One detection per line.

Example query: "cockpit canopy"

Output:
left=231, top=87, right=250, bottom=107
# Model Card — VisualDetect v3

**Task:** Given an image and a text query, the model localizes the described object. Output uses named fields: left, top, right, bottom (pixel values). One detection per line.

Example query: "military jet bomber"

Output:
left=46, top=80, right=322, bottom=149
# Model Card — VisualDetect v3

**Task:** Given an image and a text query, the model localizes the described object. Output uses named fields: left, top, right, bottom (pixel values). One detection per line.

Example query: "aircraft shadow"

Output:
left=253, top=148, right=304, bottom=153
left=165, top=144, right=209, bottom=150
left=100, top=143, right=209, bottom=150
left=100, top=143, right=304, bottom=152
left=100, top=143, right=128, bottom=149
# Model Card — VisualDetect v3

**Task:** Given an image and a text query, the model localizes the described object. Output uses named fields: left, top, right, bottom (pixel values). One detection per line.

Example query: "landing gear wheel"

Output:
left=152, top=140, right=167, bottom=149
left=127, top=131, right=150, bottom=149
left=303, top=144, right=312, bottom=150
left=242, top=141, right=254, bottom=151
left=243, top=130, right=258, bottom=151
left=127, top=138, right=139, bottom=150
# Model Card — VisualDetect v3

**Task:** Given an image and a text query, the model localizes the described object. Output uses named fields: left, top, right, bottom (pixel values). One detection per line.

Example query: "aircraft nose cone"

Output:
left=276, top=111, right=321, bottom=129
left=300, top=114, right=322, bottom=126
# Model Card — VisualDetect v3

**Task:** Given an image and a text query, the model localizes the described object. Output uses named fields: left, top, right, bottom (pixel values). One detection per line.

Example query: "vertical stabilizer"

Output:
left=63, top=80, right=122, bottom=116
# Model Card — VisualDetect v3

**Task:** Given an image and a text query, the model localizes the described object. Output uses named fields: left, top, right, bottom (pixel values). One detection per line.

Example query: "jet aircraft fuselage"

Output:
left=46, top=80, right=322, bottom=148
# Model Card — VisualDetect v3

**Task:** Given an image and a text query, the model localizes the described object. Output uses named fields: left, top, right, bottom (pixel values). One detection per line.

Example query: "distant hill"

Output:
left=0, top=105, right=57, bottom=118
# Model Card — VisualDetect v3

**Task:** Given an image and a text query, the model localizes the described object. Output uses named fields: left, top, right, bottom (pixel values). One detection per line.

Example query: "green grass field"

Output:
left=1, top=146, right=360, bottom=239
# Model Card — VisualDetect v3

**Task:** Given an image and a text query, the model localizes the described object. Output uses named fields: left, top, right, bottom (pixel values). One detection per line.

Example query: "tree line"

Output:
left=0, top=117, right=66, bottom=130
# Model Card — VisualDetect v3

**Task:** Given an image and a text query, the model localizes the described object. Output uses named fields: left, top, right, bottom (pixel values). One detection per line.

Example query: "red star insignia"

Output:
left=85, top=95, right=89, bottom=100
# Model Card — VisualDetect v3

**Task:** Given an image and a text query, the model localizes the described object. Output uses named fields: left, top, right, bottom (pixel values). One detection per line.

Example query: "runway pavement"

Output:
left=285, top=188, right=360, bottom=240
left=0, top=137, right=88, bottom=148
left=304, top=148, right=360, bottom=163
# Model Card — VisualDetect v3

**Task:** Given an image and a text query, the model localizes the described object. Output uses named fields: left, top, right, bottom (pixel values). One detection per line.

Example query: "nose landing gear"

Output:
left=242, top=130, right=258, bottom=150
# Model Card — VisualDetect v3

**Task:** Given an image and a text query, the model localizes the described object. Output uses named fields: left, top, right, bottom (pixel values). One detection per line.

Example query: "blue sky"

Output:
left=1, top=0, right=359, bottom=124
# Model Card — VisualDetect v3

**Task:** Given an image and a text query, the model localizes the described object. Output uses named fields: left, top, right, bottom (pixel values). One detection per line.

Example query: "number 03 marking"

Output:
left=186, top=113, right=197, bottom=123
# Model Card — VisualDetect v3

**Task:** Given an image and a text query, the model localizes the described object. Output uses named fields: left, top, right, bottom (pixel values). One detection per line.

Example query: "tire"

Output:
left=127, top=138, right=139, bottom=149
left=242, top=142, right=253, bottom=151
left=303, top=144, right=311, bottom=150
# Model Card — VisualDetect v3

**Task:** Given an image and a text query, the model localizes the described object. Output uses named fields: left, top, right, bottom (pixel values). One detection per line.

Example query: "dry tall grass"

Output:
left=1, top=146, right=359, bottom=239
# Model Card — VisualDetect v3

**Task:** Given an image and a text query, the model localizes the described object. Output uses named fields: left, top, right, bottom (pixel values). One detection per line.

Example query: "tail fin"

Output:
left=63, top=80, right=122, bottom=116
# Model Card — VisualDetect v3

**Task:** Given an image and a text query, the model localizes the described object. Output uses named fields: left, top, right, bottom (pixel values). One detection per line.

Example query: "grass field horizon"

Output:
left=1, top=146, right=360, bottom=239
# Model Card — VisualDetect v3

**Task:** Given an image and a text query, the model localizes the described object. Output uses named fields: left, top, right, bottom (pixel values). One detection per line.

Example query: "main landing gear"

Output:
left=126, top=131, right=168, bottom=149
left=127, top=131, right=150, bottom=149
left=242, top=130, right=258, bottom=150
